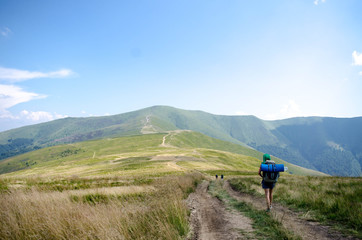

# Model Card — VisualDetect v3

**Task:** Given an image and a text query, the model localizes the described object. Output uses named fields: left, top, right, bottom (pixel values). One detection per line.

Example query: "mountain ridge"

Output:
left=0, top=105, right=361, bottom=176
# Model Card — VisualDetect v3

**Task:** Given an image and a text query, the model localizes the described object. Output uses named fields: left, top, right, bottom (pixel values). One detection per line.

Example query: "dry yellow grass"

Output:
left=0, top=172, right=203, bottom=240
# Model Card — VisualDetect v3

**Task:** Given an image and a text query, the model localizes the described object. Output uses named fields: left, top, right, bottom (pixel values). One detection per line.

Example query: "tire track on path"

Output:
left=187, top=180, right=255, bottom=240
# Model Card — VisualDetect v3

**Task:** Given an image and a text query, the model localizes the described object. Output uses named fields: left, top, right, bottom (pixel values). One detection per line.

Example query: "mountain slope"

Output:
left=264, top=117, right=362, bottom=176
left=0, top=105, right=361, bottom=176
left=0, top=131, right=325, bottom=177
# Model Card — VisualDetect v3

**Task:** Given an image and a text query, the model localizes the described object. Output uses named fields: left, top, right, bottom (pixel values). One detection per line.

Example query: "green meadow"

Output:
left=0, top=131, right=261, bottom=239
left=1, top=131, right=358, bottom=239
left=229, top=175, right=362, bottom=238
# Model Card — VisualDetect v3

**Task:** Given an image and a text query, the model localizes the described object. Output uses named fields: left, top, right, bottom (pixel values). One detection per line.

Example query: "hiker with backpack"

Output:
left=258, top=153, right=279, bottom=212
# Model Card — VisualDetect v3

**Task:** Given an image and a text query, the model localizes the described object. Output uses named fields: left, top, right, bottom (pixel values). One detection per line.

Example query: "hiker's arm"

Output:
left=258, top=167, right=263, bottom=177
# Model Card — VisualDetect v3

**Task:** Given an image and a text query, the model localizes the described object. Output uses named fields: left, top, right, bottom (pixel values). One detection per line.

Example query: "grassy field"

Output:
left=0, top=131, right=333, bottom=239
left=0, top=132, right=265, bottom=177
left=0, top=130, right=325, bottom=178
left=229, top=175, right=362, bottom=238
left=0, top=131, right=260, bottom=239
left=0, top=172, right=203, bottom=239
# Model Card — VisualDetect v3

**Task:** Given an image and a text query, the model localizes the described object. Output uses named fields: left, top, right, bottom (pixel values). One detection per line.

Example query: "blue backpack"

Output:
left=263, top=160, right=280, bottom=183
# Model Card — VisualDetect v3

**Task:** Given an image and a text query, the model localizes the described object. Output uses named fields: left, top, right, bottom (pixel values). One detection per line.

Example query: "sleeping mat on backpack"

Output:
left=261, top=163, right=285, bottom=172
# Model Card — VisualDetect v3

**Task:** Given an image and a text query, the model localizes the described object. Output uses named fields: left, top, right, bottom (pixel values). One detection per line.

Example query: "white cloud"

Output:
left=359, top=71, right=362, bottom=76
left=0, top=66, right=73, bottom=126
left=235, top=110, right=249, bottom=116
left=0, top=109, right=15, bottom=119
left=0, top=66, right=73, bottom=119
left=0, top=27, right=12, bottom=37
left=20, top=110, right=54, bottom=121
left=20, top=110, right=68, bottom=122
left=0, top=84, right=46, bottom=117
left=314, top=0, right=326, bottom=5
left=352, top=51, right=362, bottom=66
left=280, top=100, right=302, bottom=118
left=0, top=67, right=73, bottom=82
left=54, top=113, right=68, bottom=119
left=262, top=100, right=303, bottom=120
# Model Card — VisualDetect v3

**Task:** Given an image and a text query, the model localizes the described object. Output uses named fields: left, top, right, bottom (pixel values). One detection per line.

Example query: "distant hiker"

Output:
left=216, top=174, right=218, bottom=179
left=221, top=174, right=224, bottom=180
left=259, top=153, right=279, bottom=212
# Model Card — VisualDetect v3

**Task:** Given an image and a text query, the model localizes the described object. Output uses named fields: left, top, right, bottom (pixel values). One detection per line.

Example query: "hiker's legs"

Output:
left=269, top=188, right=273, bottom=206
left=264, top=188, right=271, bottom=209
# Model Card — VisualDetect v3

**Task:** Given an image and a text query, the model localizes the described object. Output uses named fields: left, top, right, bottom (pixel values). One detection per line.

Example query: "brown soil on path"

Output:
left=187, top=180, right=255, bottom=240
left=224, top=180, right=358, bottom=240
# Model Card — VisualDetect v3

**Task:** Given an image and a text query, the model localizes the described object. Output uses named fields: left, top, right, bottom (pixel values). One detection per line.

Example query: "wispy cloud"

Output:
left=314, top=0, right=326, bottom=5
left=0, top=27, right=12, bottom=37
left=352, top=51, right=362, bottom=66
left=0, top=84, right=46, bottom=119
left=0, top=67, right=73, bottom=82
left=20, top=110, right=68, bottom=122
left=0, top=84, right=46, bottom=111
left=280, top=100, right=302, bottom=118
left=0, top=66, right=73, bottom=121
left=235, top=110, right=249, bottom=116
left=263, top=100, right=303, bottom=120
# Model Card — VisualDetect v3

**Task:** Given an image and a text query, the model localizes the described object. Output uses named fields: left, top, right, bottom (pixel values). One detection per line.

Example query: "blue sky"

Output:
left=0, top=0, right=362, bottom=131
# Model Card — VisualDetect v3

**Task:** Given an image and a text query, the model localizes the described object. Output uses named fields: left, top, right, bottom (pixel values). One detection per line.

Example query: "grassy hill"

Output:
left=0, top=105, right=360, bottom=176
left=2, top=131, right=360, bottom=240
left=0, top=131, right=324, bottom=178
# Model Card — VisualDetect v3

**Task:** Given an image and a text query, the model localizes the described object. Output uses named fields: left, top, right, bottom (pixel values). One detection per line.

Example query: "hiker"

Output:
left=258, top=153, right=279, bottom=212
left=221, top=174, right=224, bottom=180
left=216, top=174, right=218, bottom=179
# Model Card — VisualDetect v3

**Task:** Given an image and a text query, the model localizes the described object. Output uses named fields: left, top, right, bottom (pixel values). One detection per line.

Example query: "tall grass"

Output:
left=229, top=175, right=362, bottom=238
left=0, top=172, right=203, bottom=239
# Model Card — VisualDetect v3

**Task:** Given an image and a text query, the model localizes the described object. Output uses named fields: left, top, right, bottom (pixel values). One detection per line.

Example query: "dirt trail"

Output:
left=160, top=130, right=192, bottom=147
left=224, top=181, right=358, bottom=240
left=161, top=132, right=170, bottom=147
left=187, top=180, right=255, bottom=240
left=141, top=115, right=157, bottom=134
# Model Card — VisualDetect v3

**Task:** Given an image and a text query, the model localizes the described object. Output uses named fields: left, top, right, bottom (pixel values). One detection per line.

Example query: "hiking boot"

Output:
left=266, top=208, right=270, bottom=212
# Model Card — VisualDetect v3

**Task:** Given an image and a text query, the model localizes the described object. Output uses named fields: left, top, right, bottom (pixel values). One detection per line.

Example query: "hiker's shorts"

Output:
left=261, top=180, right=276, bottom=189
